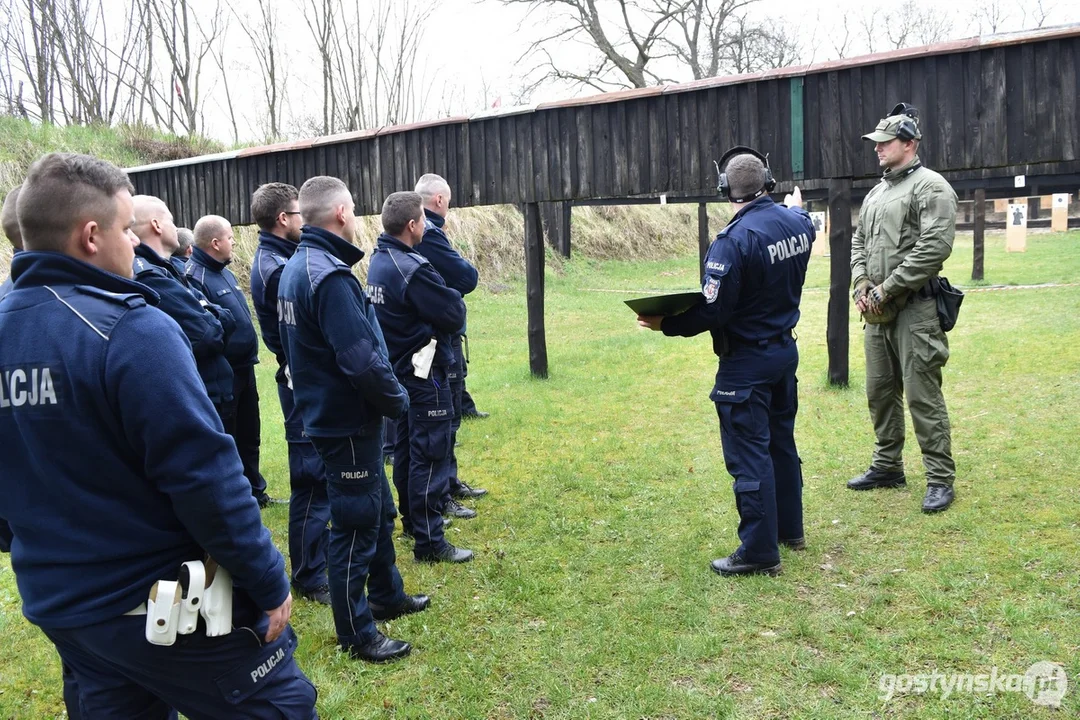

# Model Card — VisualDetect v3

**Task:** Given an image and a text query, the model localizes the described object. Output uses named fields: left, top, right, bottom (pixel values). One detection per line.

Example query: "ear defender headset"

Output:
left=890, top=102, right=920, bottom=142
left=715, top=145, right=776, bottom=202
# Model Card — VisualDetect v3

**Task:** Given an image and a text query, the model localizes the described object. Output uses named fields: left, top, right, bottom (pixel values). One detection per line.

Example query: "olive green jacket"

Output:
left=851, top=157, right=958, bottom=303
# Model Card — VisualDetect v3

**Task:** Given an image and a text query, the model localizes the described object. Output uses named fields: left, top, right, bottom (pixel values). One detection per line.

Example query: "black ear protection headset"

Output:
left=890, top=102, right=920, bottom=142
left=714, top=145, right=776, bottom=203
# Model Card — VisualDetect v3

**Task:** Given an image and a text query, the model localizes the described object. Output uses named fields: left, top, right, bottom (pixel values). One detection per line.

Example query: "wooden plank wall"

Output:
left=129, top=35, right=1080, bottom=227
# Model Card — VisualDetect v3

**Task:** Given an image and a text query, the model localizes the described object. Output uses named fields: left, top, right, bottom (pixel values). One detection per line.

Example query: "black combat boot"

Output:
left=921, top=484, right=954, bottom=513
left=847, top=467, right=906, bottom=490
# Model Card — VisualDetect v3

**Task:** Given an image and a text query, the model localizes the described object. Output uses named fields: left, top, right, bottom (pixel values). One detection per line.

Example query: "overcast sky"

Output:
left=181, top=0, right=1080, bottom=141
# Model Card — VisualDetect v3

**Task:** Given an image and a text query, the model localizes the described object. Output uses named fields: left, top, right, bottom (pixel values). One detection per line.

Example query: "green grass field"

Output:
left=1, top=231, right=1078, bottom=719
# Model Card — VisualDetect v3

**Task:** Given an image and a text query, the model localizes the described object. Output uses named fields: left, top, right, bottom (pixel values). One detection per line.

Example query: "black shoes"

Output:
left=452, top=481, right=488, bottom=499
left=415, top=543, right=474, bottom=563
left=256, top=494, right=287, bottom=508
left=847, top=467, right=907, bottom=490
left=710, top=552, right=782, bottom=577
left=463, top=411, right=490, bottom=419
left=922, top=484, right=955, bottom=513
left=346, top=632, right=411, bottom=663
left=369, top=594, right=431, bottom=622
left=444, top=499, right=477, bottom=519
left=780, top=537, right=806, bottom=551
left=292, top=583, right=332, bottom=605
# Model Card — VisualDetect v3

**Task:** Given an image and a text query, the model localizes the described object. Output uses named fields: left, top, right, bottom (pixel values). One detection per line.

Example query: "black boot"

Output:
left=443, top=499, right=477, bottom=519
left=710, top=552, right=781, bottom=577
left=452, top=481, right=488, bottom=499
left=415, top=543, right=474, bottom=563
left=369, top=594, right=431, bottom=621
left=847, top=467, right=906, bottom=490
left=779, top=537, right=806, bottom=551
left=346, top=632, right=411, bottom=663
left=292, top=583, right=331, bottom=606
left=921, top=484, right=955, bottom=513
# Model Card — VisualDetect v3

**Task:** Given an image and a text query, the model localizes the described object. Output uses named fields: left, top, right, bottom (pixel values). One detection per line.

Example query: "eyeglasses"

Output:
left=282, top=211, right=301, bottom=216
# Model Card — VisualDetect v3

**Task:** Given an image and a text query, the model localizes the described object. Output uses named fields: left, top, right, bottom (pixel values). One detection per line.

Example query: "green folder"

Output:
left=624, top=291, right=702, bottom=316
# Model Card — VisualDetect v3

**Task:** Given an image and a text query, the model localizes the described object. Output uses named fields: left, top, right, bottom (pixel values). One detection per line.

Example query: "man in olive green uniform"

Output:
left=847, top=104, right=958, bottom=513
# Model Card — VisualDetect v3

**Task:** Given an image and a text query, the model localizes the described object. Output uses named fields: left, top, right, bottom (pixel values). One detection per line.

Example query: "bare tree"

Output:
left=149, top=0, right=226, bottom=135
left=300, top=0, right=335, bottom=135
left=42, top=0, right=148, bottom=125
left=506, top=0, right=689, bottom=91
left=10, top=0, right=60, bottom=122
left=233, top=0, right=286, bottom=141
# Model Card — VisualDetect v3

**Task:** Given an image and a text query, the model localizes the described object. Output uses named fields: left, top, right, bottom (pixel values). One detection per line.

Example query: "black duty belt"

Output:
left=727, top=329, right=794, bottom=348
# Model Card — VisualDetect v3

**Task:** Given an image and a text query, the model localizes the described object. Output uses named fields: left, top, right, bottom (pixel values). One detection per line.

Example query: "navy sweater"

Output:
left=367, top=233, right=466, bottom=378
left=278, top=226, right=409, bottom=437
left=133, top=243, right=236, bottom=403
left=186, top=247, right=260, bottom=369
left=0, top=252, right=287, bottom=629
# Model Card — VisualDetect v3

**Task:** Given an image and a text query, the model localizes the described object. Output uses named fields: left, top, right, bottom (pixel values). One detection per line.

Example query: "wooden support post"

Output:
left=698, top=203, right=709, bottom=281
left=827, top=178, right=852, bottom=387
left=540, top=201, right=572, bottom=258
left=1029, top=194, right=1040, bottom=221
left=524, top=202, right=548, bottom=378
left=972, top=188, right=985, bottom=281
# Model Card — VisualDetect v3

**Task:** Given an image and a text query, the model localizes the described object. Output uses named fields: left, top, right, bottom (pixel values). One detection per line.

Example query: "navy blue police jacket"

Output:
left=277, top=225, right=409, bottom=437
left=251, top=230, right=305, bottom=441
left=169, top=254, right=189, bottom=276
left=662, top=196, right=815, bottom=355
left=417, top=209, right=477, bottom=335
left=0, top=248, right=18, bottom=299
left=0, top=251, right=288, bottom=629
left=366, top=233, right=466, bottom=379
left=186, top=246, right=260, bottom=369
left=250, top=230, right=297, bottom=370
left=133, top=243, right=236, bottom=403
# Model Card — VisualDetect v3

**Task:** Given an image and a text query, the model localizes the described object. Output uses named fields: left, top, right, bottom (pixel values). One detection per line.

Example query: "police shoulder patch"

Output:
left=703, top=276, right=720, bottom=304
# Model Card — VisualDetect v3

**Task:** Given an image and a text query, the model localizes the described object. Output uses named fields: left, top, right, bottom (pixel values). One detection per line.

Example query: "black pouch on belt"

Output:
left=932, top=276, right=964, bottom=332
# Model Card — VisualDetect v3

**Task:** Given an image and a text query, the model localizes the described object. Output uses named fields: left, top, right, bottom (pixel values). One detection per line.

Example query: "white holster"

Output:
left=144, top=559, right=232, bottom=646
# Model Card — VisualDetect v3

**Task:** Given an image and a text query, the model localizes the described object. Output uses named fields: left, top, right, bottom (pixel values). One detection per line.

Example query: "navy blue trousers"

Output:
left=712, top=338, right=804, bottom=564
left=392, top=367, right=454, bottom=555
left=277, top=383, right=330, bottom=595
left=446, top=335, right=465, bottom=496
left=310, top=430, right=406, bottom=648
left=219, top=365, right=268, bottom=500
left=43, top=603, right=317, bottom=719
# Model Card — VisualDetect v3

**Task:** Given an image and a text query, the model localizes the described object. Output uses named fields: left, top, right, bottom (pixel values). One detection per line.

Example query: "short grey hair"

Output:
left=131, top=195, right=171, bottom=240
left=415, top=173, right=451, bottom=203
left=299, top=176, right=352, bottom=227
left=726, top=154, right=767, bottom=201
left=381, top=191, right=424, bottom=236
left=175, top=227, right=194, bottom=254
left=193, top=215, right=230, bottom=249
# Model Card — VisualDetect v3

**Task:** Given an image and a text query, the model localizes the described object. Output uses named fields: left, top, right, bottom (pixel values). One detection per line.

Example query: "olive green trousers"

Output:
left=864, top=296, right=956, bottom=486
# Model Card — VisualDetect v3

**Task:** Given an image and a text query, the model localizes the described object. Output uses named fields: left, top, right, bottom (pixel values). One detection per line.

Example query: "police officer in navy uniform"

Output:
left=131, top=195, right=238, bottom=421
left=0, top=152, right=317, bottom=717
left=171, top=226, right=194, bottom=275
left=250, top=182, right=331, bottom=605
left=639, top=149, right=815, bottom=577
left=186, top=215, right=275, bottom=508
left=2, top=182, right=85, bottom=719
left=278, top=176, right=427, bottom=663
left=415, top=173, right=488, bottom=509
left=368, top=192, right=474, bottom=564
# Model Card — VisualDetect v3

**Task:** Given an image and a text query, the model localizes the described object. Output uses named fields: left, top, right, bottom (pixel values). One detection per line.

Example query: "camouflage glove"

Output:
left=852, top=276, right=871, bottom=303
